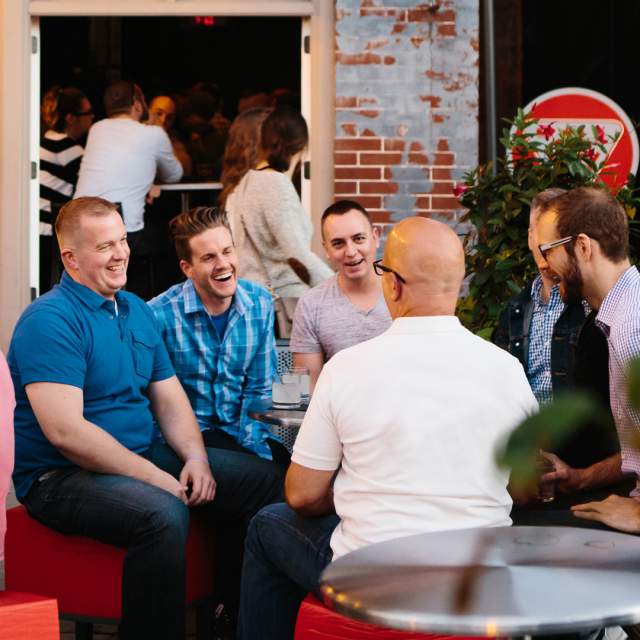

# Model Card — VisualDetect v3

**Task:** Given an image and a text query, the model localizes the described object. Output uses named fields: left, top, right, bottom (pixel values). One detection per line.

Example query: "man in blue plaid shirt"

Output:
left=149, top=206, right=289, bottom=463
left=149, top=206, right=288, bottom=627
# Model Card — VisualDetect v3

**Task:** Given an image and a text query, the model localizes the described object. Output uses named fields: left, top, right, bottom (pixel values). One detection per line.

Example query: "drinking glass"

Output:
left=272, top=369, right=301, bottom=408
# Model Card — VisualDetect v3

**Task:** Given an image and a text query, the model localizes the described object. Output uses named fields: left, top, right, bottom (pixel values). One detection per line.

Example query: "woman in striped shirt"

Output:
left=39, top=86, right=94, bottom=293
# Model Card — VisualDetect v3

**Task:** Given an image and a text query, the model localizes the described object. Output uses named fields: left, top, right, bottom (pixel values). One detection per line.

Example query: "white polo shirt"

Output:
left=292, top=315, right=538, bottom=559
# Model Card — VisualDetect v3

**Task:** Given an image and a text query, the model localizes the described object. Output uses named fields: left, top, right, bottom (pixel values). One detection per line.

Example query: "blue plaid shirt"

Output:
left=527, top=276, right=566, bottom=404
left=595, top=266, right=640, bottom=495
left=149, top=278, right=277, bottom=459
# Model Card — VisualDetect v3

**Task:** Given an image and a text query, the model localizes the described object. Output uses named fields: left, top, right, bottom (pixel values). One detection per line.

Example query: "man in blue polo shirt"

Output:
left=149, top=206, right=289, bottom=467
left=8, top=197, right=282, bottom=640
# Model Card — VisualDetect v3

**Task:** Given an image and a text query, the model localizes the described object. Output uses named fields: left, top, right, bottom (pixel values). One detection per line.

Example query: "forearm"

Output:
left=575, top=453, right=623, bottom=490
left=285, top=480, right=335, bottom=516
left=53, top=418, right=161, bottom=484
left=151, top=378, right=207, bottom=462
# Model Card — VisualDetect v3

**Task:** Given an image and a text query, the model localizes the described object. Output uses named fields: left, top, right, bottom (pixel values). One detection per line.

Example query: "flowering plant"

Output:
left=455, top=107, right=640, bottom=336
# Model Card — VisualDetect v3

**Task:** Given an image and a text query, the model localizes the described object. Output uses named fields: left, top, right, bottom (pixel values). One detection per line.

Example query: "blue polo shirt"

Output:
left=9, top=272, right=175, bottom=500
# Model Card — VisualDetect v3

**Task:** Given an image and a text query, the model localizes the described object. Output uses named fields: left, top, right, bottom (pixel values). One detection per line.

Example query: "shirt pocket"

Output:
left=131, top=329, right=155, bottom=380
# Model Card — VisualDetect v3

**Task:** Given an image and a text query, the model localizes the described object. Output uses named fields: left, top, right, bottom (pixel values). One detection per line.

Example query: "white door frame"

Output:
left=0, top=0, right=334, bottom=351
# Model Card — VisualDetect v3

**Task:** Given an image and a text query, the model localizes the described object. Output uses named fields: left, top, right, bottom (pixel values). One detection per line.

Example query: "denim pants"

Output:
left=22, top=442, right=284, bottom=640
left=237, top=502, right=340, bottom=640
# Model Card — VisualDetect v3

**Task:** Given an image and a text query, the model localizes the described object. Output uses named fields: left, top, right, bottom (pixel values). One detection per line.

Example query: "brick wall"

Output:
left=335, top=0, right=479, bottom=234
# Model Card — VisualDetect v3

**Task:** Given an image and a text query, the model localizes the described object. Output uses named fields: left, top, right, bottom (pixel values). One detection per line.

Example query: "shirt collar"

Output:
left=59, top=271, right=122, bottom=312
left=387, top=315, right=462, bottom=334
left=182, top=277, right=252, bottom=317
left=596, top=265, right=640, bottom=330
left=531, top=274, right=561, bottom=306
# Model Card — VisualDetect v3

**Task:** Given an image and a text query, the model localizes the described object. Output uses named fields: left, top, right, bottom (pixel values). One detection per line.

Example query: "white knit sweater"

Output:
left=226, top=169, right=333, bottom=297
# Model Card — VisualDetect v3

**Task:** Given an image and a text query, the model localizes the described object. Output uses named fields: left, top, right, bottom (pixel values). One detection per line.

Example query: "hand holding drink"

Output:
left=536, top=450, right=556, bottom=503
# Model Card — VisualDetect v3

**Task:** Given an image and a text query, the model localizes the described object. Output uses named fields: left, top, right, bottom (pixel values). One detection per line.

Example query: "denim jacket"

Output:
left=492, top=282, right=584, bottom=396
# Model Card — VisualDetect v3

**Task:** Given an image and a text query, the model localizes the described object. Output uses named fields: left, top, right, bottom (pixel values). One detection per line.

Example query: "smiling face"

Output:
left=180, top=226, right=238, bottom=314
left=148, top=96, right=176, bottom=131
left=322, top=209, right=380, bottom=283
left=62, top=211, right=129, bottom=299
left=536, top=210, right=583, bottom=304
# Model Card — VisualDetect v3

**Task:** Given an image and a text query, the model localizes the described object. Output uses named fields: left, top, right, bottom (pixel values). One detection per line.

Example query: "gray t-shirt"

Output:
left=290, top=275, right=392, bottom=361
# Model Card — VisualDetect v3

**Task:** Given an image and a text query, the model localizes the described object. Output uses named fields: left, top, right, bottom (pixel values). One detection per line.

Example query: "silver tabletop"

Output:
left=320, top=526, right=640, bottom=636
left=247, top=399, right=306, bottom=428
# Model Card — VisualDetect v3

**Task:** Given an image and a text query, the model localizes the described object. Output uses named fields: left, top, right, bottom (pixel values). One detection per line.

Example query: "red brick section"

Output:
left=334, top=0, right=467, bottom=226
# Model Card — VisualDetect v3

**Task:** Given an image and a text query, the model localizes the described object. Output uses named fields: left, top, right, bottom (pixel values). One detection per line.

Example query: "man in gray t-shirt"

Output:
left=291, top=200, right=391, bottom=390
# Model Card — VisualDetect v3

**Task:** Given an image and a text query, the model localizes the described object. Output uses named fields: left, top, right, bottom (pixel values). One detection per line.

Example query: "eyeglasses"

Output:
left=538, top=235, right=574, bottom=259
left=75, top=109, right=94, bottom=117
left=373, top=259, right=406, bottom=284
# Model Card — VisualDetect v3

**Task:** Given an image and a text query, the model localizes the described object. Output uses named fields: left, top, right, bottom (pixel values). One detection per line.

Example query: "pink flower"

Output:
left=596, top=125, right=607, bottom=144
left=584, top=147, right=599, bottom=162
left=452, top=184, right=469, bottom=198
left=536, top=123, right=555, bottom=141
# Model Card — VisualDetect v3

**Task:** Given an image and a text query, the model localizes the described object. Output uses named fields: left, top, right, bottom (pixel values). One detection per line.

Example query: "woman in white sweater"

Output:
left=226, top=107, right=332, bottom=297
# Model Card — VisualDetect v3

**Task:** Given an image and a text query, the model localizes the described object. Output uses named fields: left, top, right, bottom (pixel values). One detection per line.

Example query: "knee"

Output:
left=246, top=503, right=295, bottom=554
left=143, top=493, right=190, bottom=545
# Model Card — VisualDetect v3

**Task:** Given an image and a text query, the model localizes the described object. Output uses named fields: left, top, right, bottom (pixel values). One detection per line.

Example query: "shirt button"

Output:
left=515, top=342, right=521, bottom=347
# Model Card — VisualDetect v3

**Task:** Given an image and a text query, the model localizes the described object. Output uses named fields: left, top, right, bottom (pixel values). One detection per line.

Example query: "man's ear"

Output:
left=60, top=247, right=77, bottom=272
left=373, top=225, right=381, bottom=249
left=390, top=273, right=402, bottom=302
left=179, top=259, right=192, bottom=280
left=575, top=233, right=593, bottom=261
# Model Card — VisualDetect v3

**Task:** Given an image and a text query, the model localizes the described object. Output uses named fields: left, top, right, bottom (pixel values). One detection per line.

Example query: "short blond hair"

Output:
left=55, top=197, right=120, bottom=247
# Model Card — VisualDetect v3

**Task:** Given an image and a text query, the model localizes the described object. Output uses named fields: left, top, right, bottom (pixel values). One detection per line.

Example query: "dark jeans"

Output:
left=237, top=503, right=339, bottom=640
left=22, top=442, right=284, bottom=640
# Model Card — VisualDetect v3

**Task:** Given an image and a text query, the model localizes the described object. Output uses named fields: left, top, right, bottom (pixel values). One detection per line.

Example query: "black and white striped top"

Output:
left=39, top=130, right=84, bottom=235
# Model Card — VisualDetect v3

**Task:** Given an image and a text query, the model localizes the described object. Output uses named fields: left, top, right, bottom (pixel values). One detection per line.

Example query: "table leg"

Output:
left=181, top=192, right=190, bottom=212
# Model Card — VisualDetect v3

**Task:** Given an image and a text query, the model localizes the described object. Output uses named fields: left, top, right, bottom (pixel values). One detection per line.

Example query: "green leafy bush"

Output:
left=455, top=108, right=640, bottom=337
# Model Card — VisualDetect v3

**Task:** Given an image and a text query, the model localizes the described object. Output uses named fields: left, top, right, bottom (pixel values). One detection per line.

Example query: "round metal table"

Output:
left=248, top=399, right=306, bottom=451
left=320, top=526, right=640, bottom=636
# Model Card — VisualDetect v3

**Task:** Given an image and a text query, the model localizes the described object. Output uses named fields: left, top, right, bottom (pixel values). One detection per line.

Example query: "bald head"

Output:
left=382, top=217, right=465, bottom=317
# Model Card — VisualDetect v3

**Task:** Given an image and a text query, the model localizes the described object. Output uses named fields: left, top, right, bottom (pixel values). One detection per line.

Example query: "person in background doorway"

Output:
left=225, top=107, right=332, bottom=298
left=39, top=86, right=94, bottom=294
left=218, top=107, right=272, bottom=212
left=75, top=81, right=184, bottom=299
left=148, top=94, right=192, bottom=177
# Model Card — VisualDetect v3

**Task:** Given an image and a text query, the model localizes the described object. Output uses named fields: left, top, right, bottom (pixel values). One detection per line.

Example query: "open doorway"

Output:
left=37, top=15, right=305, bottom=297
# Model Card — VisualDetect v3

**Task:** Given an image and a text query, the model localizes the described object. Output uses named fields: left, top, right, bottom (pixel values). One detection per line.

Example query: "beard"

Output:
left=559, top=254, right=584, bottom=304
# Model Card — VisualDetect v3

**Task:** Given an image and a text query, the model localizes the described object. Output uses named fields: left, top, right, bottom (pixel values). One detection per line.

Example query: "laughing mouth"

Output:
left=107, top=265, right=125, bottom=272
left=345, top=258, right=364, bottom=267
left=213, top=271, right=233, bottom=282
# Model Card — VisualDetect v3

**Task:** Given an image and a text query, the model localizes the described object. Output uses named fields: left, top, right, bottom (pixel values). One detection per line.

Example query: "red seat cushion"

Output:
left=0, top=590, right=59, bottom=640
left=295, top=594, right=482, bottom=640
left=5, top=505, right=214, bottom=621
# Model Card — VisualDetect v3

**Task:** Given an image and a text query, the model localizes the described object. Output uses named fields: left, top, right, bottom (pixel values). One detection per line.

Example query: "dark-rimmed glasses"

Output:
left=75, top=109, right=94, bottom=117
left=373, top=259, right=406, bottom=284
left=538, top=235, right=574, bottom=259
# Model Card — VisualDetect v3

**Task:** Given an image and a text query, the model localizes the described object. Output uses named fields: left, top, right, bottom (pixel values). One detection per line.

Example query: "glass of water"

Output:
left=291, top=366, right=310, bottom=401
left=272, top=369, right=301, bottom=408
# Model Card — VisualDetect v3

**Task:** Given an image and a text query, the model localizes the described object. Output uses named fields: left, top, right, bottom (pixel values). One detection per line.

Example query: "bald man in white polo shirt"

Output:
left=237, top=216, right=538, bottom=640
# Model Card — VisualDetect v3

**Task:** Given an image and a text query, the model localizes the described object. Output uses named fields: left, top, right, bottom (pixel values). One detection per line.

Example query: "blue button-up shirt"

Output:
left=149, top=278, right=277, bottom=458
left=9, top=272, right=174, bottom=500
left=595, top=266, right=640, bottom=494
left=527, top=276, right=566, bottom=404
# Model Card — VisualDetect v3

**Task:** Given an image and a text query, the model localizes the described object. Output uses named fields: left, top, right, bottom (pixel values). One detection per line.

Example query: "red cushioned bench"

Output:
left=295, top=594, right=486, bottom=640
left=5, top=505, right=214, bottom=640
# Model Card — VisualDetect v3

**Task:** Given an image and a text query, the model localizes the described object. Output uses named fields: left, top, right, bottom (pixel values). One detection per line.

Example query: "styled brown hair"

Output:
left=41, top=86, right=88, bottom=133
left=546, top=187, right=629, bottom=262
left=55, top=197, right=119, bottom=246
left=219, top=107, right=272, bottom=209
left=259, top=107, right=308, bottom=172
left=169, top=206, right=231, bottom=262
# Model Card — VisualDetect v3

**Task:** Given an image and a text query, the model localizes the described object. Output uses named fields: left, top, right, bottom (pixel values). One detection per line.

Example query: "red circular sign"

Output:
left=522, top=88, right=639, bottom=190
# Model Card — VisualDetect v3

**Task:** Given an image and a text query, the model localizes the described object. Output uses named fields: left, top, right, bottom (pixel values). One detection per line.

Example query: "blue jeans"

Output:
left=237, top=503, right=339, bottom=640
left=22, top=442, right=283, bottom=640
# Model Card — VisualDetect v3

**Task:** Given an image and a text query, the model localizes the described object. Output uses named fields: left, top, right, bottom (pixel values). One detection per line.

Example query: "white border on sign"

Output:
left=522, top=87, right=639, bottom=176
